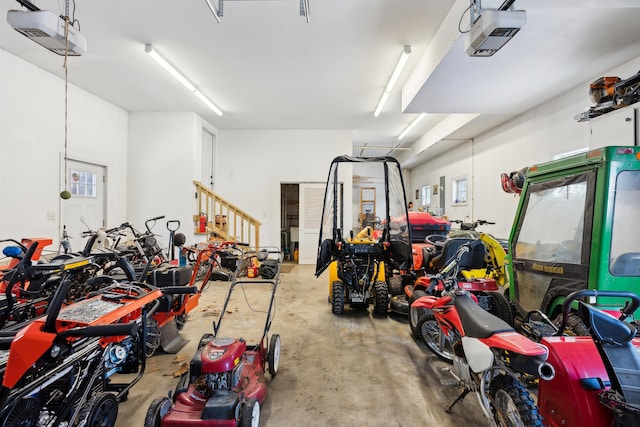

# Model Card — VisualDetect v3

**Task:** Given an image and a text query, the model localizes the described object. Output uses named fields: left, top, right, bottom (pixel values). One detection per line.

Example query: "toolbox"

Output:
left=151, top=264, right=193, bottom=287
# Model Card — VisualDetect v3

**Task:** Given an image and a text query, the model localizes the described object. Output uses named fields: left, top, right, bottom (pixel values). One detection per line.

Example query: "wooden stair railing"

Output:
left=193, top=181, right=261, bottom=248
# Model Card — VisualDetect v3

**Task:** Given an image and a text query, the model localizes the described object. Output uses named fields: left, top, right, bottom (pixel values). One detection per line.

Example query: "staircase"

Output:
left=193, top=181, right=261, bottom=248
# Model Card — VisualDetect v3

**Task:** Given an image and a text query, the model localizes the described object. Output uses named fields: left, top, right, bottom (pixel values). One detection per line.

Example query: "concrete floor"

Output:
left=116, top=263, right=487, bottom=426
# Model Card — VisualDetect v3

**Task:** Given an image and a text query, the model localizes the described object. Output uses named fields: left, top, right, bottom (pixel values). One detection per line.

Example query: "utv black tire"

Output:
left=489, top=291, right=514, bottom=326
left=489, top=374, right=544, bottom=426
left=409, top=290, right=429, bottom=338
left=241, top=398, right=260, bottom=427
left=331, top=281, right=345, bottom=315
left=80, top=392, right=119, bottom=427
left=388, top=275, right=403, bottom=296
left=144, top=396, right=172, bottom=427
left=553, top=312, right=589, bottom=336
left=418, top=311, right=455, bottom=364
left=373, top=281, right=389, bottom=316
left=268, top=334, right=281, bottom=377
left=145, top=317, right=161, bottom=358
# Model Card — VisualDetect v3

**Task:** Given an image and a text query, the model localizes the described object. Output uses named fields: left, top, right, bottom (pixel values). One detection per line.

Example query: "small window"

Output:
left=452, top=177, right=467, bottom=205
left=70, top=169, right=97, bottom=198
left=421, top=185, right=431, bottom=208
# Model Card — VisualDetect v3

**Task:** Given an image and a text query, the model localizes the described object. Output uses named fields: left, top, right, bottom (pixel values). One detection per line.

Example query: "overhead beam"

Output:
left=401, top=0, right=469, bottom=113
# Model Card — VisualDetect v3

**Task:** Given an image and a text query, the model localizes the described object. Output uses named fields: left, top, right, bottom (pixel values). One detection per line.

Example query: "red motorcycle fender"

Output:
left=481, top=331, right=548, bottom=358
left=411, top=294, right=446, bottom=310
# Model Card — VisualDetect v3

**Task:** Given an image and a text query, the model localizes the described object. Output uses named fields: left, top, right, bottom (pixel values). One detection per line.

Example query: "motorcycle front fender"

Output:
left=411, top=295, right=439, bottom=310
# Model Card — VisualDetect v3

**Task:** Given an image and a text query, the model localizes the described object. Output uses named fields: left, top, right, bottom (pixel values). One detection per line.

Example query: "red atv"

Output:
left=145, top=247, right=283, bottom=427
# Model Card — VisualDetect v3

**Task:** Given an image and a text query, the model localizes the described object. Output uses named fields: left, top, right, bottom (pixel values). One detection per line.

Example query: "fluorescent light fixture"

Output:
left=398, top=113, right=426, bottom=140
left=204, top=0, right=221, bottom=23
left=145, top=44, right=223, bottom=116
left=374, top=45, right=411, bottom=117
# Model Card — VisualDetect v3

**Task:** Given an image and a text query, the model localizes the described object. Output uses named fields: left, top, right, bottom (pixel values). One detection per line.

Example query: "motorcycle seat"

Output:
left=455, top=293, right=514, bottom=339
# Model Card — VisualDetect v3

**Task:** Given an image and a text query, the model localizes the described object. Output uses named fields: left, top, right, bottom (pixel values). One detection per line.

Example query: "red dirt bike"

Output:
left=411, top=239, right=547, bottom=426
left=530, top=289, right=640, bottom=427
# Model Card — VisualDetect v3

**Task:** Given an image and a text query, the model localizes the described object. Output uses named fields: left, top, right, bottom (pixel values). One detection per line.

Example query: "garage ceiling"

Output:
left=2, top=0, right=640, bottom=166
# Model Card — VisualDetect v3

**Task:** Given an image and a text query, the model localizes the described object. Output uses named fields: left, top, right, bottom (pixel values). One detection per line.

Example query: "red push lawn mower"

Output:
left=145, top=247, right=283, bottom=427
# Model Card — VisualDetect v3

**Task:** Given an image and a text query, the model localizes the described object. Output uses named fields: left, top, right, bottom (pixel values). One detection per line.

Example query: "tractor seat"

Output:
left=578, top=301, right=640, bottom=405
left=430, top=238, right=486, bottom=272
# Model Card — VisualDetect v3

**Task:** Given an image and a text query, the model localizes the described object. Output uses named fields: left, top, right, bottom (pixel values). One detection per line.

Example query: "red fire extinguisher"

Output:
left=199, top=213, right=207, bottom=233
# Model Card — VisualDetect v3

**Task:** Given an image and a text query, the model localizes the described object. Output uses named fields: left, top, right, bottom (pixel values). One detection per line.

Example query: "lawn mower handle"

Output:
left=558, top=290, right=640, bottom=334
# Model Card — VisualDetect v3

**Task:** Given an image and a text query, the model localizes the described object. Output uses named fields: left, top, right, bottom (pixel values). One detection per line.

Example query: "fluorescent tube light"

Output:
left=204, top=0, right=221, bottom=23
left=374, top=45, right=411, bottom=117
left=145, top=44, right=223, bottom=116
left=398, top=113, right=426, bottom=140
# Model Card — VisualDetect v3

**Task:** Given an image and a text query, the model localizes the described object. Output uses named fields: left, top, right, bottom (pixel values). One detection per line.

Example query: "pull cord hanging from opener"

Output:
left=60, top=0, right=72, bottom=200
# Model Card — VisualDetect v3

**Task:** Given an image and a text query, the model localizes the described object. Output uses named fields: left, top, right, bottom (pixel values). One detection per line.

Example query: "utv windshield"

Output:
left=315, top=156, right=411, bottom=276
left=609, top=171, right=640, bottom=276
left=511, top=171, right=595, bottom=313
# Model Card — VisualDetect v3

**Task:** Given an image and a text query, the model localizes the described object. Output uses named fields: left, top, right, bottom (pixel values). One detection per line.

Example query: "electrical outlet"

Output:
left=47, top=211, right=56, bottom=220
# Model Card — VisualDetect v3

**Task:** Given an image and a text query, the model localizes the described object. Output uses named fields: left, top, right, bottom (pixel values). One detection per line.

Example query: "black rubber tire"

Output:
left=373, top=281, right=389, bottom=316
left=80, top=392, right=119, bottom=427
left=331, top=281, right=345, bottom=315
left=489, top=374, right=544, bottom=426
left=408, top=290, right=429, bottom=338
left=553, top=312, right=589, bottom=336
left=388, top=275, right=403, bottom=296
left=0, top=396, right=39, bottom=426
left=489, top=291, right=514, bottom=326
left=268, top=334, right=281, bottom=377
left=418, top=311, right=455, bottom=364
left=144, top=396, right=172, bottom=427
left=241, top=398, right=260, bottom=427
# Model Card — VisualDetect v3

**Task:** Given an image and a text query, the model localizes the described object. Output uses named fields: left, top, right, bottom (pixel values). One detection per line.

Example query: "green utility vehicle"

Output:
left=504, top=146, right=640, bottom=327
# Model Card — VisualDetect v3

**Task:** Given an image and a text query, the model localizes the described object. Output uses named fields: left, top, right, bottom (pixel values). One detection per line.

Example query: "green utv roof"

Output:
left=526, top=146, right=640, bottom=178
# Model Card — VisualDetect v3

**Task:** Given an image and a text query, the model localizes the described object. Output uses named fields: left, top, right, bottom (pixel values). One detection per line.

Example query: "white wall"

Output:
left=128, top=112, right=217, bottom=248
left=0, top=48, right=128, bottom=249
left=410, top=54, right=640, bottom=239
left=216, top=129, right=352, bottom=254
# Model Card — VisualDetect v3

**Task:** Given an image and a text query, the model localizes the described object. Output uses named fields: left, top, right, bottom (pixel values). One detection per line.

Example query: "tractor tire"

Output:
left=553, top=312, right=589, bottom=336
left=388, top=275, right=403, bottom=296
left=331, top=281, right=345, bottom=315
left=241, top=398, right=260, bottom=427
left=373, top=280, right=389, bottom=316
left=144, top=396, right=172, bottom=427
left=488, top=374, right=544, bottom=426
left=489, top=291, right=514, bottom=326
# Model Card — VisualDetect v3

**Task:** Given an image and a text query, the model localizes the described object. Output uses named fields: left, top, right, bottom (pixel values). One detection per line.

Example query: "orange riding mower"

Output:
left=0, top=275, right=190, bottom=427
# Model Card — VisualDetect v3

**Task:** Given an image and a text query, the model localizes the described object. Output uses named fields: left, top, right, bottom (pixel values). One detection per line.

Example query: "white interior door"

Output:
left=62, top=160, right=106, bottom=247
left=298, top=183, right=325, bottom=264
left=201, top=130, right=215, bottom=189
